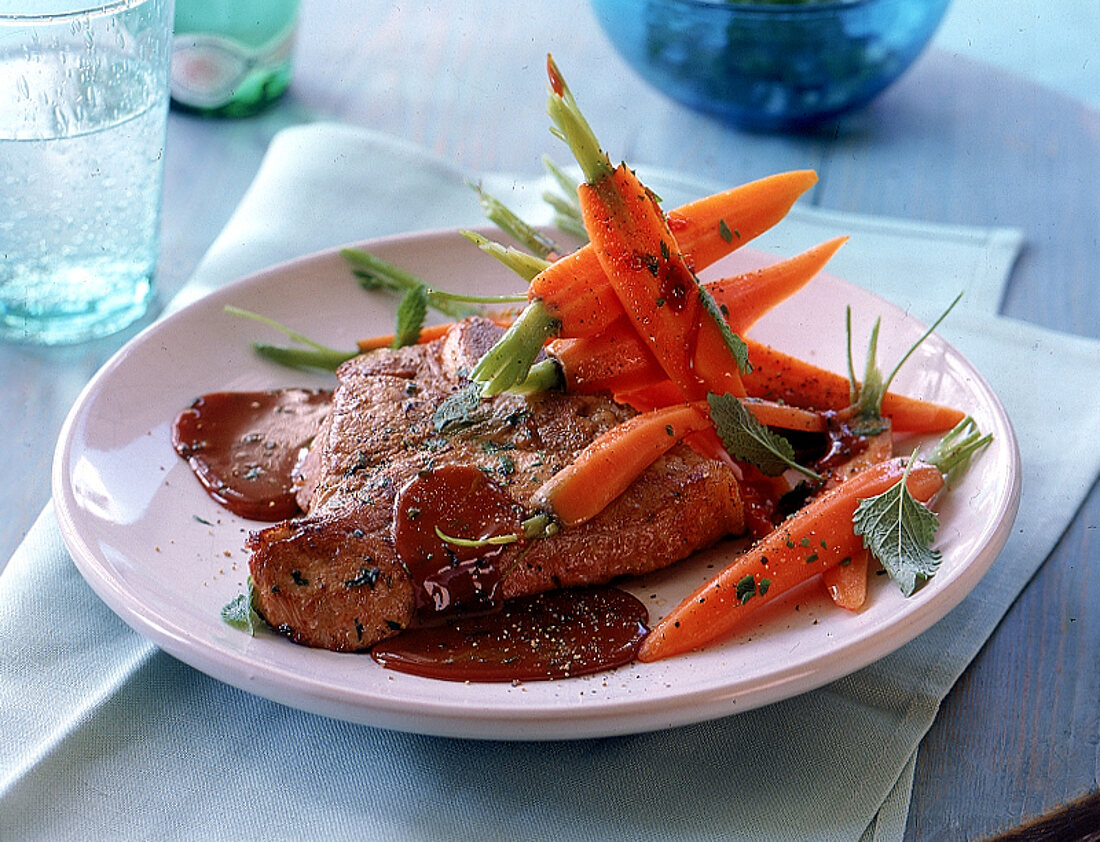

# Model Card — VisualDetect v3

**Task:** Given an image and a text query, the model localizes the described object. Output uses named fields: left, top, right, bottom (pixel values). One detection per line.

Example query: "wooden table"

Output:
left=3, top=3, right=1096, bottom=838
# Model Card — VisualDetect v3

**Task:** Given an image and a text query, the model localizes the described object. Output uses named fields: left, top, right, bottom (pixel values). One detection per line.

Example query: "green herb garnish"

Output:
left=707, top=392, right=822, bottom=481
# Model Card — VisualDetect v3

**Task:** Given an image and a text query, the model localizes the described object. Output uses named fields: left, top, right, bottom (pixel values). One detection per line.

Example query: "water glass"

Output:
left=0, top=0, right=173, bottom=345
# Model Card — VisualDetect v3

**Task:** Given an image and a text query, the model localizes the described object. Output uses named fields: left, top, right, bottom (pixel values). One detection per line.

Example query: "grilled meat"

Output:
left=248, top=318, right=744, bottom=651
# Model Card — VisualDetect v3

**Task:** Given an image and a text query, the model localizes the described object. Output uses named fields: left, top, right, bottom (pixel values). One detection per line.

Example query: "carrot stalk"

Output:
left=460, top=229, right=552, bottom=282
left=468, top=181, right=565, bottom=260
left=637, top=457, right=945, bottom=662
left=533, top=403, right=712, bottom=527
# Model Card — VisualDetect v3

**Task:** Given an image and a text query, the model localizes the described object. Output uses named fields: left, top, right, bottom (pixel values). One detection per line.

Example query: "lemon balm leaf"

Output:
left=221, top=578, right=264, bottom=635
left=707, top=392, right=821, bottom=481
left=852, top=455, right=941, bottom=596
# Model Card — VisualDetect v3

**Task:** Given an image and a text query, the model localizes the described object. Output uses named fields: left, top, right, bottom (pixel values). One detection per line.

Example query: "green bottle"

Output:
left=170, top=0, right=299, bottom=117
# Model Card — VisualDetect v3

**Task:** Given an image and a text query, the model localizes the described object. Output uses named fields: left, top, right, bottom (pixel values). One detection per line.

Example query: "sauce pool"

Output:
left=371, top=585, right=649, bottom=682
left=171, top=389, right=331, bottom=521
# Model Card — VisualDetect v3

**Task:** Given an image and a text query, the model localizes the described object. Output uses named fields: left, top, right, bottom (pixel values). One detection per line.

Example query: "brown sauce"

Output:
left=171, top=389, right=331, bottom=521
left=371, top=585, right=649, bottom=682
left=392, top=464, right=524, bottom=624
left=814, top=411, right=874, bottom=474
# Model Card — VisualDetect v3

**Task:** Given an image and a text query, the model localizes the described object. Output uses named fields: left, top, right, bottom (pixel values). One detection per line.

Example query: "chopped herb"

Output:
left=344, top=566, right=381, bottom=589
left=735, top=574, right=757, bottom=604
left=193, top=515, right=213, bottom=526
left=718, top=219, right=733, bottom=243
left=758, top=578, right=772, bottom=596
left=433, top=381, right=488, bottom=433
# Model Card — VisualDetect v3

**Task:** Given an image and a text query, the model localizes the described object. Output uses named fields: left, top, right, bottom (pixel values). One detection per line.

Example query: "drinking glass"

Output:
left=0, top=0, right=173, bottom=345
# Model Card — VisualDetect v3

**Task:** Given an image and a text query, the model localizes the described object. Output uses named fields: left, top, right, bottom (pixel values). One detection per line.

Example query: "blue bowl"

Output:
left=590, top=0, right=951, bottom=130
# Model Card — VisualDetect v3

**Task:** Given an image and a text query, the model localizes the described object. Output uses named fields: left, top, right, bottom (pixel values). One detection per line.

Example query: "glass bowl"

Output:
left=590, top=0, right=951, bottom=130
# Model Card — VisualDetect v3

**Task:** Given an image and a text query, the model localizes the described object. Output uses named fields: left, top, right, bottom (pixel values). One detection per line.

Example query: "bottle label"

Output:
left=170, top=24, right=295, bottom=110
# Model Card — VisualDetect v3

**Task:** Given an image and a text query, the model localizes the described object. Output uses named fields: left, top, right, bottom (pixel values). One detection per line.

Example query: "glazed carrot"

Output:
left=612, top=380, right=686, bottom=413
left=822, top=551, right=870, bottom=611
left=528, top=169, right=819, bottom=338
left=706, top=236, right=847, bottom=330
left=578, top=162, right=717, bottom=400
left=637, top=457, right=945, bottom=662
left=818, top=424, right=894, bottom=610
left=551, top=316, right=666, bottom=395
left=669, top=171, right=820, bottom=273
left=742, top=338, right=966, bottom=434
left=533, top=403, right=712, bottom=527
left=551, top=238, right=846, bottom=398
left=740, top=398, right=827, bottom=433
left=612, top=384, right=825, bottom=433
left=356, top=322, right=455, bottom=352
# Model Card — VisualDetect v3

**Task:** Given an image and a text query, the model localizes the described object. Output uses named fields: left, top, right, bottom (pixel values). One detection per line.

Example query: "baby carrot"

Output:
left=550, top=316, right=665, bottom=395
left=549, top=55, right=746, bottom=402
left=706, top=236, right=847, bottom=330
left=551, top=238, right=846, bottom=398
left=742, top=338, right=966, bottom=434
left=818, top=424, right=895, bottom=610
left=578, top=162, right=714, bottom=400
left=637, top=456, right=944, bottom=662
left=822, top=551, right=870, bottom=611
left=356, top=322, right=455, bottom=352
left=529, top=169, right=819, bottom=338
left=533, top=403, right=712, bottom=528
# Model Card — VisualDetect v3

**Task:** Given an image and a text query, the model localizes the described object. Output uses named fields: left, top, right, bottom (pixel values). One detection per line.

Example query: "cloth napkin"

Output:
left=3, top=124, right=1099, bottom=842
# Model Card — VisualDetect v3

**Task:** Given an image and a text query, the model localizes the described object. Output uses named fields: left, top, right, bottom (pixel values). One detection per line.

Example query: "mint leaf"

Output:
left=221, top=578, right=264, bottom=635
left=432, top=381, right=488, bottom=433
left=707, top=393, right=821, bottom=480
left=852, top=459, right=941, bottom=596
left=393, top=284, right=428, bottom=348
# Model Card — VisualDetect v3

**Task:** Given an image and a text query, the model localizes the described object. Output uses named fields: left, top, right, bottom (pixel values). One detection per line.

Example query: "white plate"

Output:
left=52, top=229, right=1020, bottom=740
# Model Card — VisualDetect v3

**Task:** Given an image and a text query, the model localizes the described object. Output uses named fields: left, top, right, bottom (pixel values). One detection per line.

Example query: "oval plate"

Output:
left=52, top=229, right=1020, bottom=740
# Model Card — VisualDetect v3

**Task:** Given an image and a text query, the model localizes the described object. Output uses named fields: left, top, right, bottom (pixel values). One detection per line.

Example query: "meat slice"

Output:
left=248, top=318, right=744, bottom=651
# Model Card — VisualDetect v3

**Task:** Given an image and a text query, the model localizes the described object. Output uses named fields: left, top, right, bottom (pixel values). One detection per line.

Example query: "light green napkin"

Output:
left=3, top=124, right=1099, bottom=842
